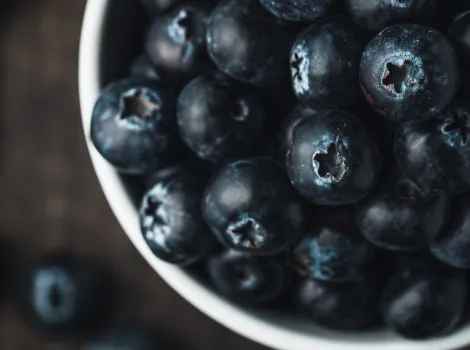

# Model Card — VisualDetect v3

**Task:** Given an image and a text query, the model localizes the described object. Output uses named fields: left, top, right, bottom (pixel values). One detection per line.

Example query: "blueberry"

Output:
left=129, top=54, right=160, bottom=80
left=448, top=11, right=470, bottom=90
left=431, top=194, right=470, bottom=269
left=290, top=16, right=368, bottom=108
left=203, top=157, right=306, bottom=255
left=287, top=109, right=382, bottom=206
left=278, top=104, right=318, bottom=165
left=140, top=172, right=218, bottom=266
left=20, top=253, right=110, bottom=334
left=90, top=78, right=183, bottom=175
left=360, top=24, right=460, bottom=123
left=206, top=0, right=293, bottom=87
left=381, top=256, right=467, bottom=339
left=258, top=0, right=337, bottom=22
left=294, top=276, right=381, bottom=330
left=83, top=328, right=160, bottom=350
left=395, top=100, right=470, bottom=196
left=292, top=206, right=375, bottom=282
left=345, top=0, right=438, bottom=32
left=146, top=3, right=212, bottom=86
left=207, top=249, right=292, bottom=304
left=177, top=72, right=267, bottom=163
left=355, top=168, right=449, bottom=251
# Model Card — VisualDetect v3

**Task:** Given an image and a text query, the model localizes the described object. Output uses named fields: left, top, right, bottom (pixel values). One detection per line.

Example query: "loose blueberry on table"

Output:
left=90, top=0, right=470, bottom=340
left=19, top=253, right=110, bottom=334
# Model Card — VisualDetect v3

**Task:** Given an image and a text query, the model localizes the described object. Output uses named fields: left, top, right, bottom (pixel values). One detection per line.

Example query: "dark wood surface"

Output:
left=0, top=1, right=267, bottom=349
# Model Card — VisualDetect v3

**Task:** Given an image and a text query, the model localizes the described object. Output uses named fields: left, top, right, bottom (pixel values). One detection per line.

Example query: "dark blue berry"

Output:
left=395, top=100, right=470, bottom=196
left=431, top=194, right=470, bottom=269
left=290, top=16, right=368, bottom=108
left=381, top=256, right=467, bottom=339
left=287, top=110, right=382, bottom=206
left=278, top=104, right=318, bottom=165
left=360, top=24, right=460, bottom=123
left=292, top=206, right=375, bottom=282
left=129, top=54, right=160, bottom=80
left=207, top=250, right=292, bottom=304
left=20, top=253, right=110, bottom=334
left=146, top=3, right=212, bottom=86
left=206, top=0, right=293, bottom=87
left=294, top=276, right=381, bottom=330
left=140, top=172, right=218, bottom=266
left=258, top=0, right=337, bottom=22
left=90, top=78, right=183, bottom=175
left=345, top=0, right=438, bottom=32
left=177, top=72, right=267, bottom=163
left=83, top=328, right=160, bottom=350
left=355, top=168, right=449, bottom=251
left=203, top=157, right=306, bottom=255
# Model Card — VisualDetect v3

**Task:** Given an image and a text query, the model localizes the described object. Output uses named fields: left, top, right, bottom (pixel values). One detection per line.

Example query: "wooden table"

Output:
left=0, top=1, right=267, bottom=348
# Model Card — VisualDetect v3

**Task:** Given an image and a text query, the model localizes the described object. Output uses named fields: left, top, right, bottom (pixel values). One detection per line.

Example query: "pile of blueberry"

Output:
left=91, top=0, right=470, bottom=340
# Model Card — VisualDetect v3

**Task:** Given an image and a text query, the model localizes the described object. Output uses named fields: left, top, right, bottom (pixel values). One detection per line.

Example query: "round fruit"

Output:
left=90, top=78, right=183, bottom=175
left=292, top=206, right=375, bottom=282
left=208, top=249, right=292, bottom=304
left=355, top=169, right=449, bottom=251
left=177, top=72, right=266, bottom=163
left=140, top=173, right=217, bottom=266
left=203, top=157, right=306, bottom=255
left=20, top=253, right=110, bottom=334
left=395, top=100, right=470, bottom=196
left=360, top=24, right=460, bottom=123
left=287, top=109, right=382, bottom=206
left=206, top=0, right=293, bottom=87
left=381, top=257, right=467, bottom=339
left=290, top=16, right=368, bottom=108
left=294, top=276, right=381, bottom=330
left=146, top=3, right=212, bottom=86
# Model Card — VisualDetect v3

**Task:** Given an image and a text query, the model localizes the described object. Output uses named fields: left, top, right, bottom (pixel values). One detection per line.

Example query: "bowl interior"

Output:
left=79, top=1, right=470, bottom=349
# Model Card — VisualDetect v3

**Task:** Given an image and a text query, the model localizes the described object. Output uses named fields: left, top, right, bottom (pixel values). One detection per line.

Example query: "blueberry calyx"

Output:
left=226, top=216, right=267, bottom=249
left=395, top=179, right=419, bottom=200
left=234, top=266, right=257, bottom=288
left=144, top=197, right=167, bottom=226
left=443, top=111, right=470, bottom=145
left=382, top=60, right=416, bottom=94
left=120, top=88, right=160, bottom=121
left=313, top=143, right=349, bottom=182
left=230, top=100, right=250, bottom=122
left=291, top=52, right=304, bottom=82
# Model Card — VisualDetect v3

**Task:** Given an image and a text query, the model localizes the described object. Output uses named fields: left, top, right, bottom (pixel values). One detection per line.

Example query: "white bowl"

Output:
left=78, top=1, right=470, bottom=349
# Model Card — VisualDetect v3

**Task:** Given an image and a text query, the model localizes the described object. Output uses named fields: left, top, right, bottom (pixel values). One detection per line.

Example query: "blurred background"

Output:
left=0, top=1, right=266, bottom=348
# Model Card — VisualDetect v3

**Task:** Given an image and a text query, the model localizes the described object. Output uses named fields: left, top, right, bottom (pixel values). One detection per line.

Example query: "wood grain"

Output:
left=0, top=1, right=267, bottom=349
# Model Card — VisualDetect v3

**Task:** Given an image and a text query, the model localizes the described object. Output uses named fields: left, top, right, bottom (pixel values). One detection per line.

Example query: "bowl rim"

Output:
left=78, top=1, right=470, bottom=349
